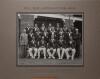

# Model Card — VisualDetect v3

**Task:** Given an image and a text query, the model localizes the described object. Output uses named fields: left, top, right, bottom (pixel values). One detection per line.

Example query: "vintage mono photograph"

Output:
left=16, top=13, right=84, bottom=66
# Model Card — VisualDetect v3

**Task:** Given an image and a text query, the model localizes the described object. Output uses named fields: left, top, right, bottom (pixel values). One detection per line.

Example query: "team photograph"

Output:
left=16, top=13, right=83, bottom=66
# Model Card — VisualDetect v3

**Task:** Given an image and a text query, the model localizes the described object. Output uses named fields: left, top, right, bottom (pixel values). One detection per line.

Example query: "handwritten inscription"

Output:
left=23, top=6, right=76, bottom=11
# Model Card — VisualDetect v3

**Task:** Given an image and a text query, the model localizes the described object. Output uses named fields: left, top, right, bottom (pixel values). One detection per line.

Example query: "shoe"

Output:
left=44, top=57, right=46, bottom=59
left=48, top=57, right=51, bottom=59
left=53, top=57, right=55, bottom=59
left=38, top=57, right=40, bottom=59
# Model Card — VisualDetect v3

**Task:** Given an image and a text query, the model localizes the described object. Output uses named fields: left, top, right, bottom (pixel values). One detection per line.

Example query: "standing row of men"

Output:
left=20, top=23, right=81, bottom=60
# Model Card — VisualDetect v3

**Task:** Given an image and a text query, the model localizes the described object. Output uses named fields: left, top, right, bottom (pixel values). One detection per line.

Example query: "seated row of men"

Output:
left=27, top=37, right=76, bottom=60
left=20, top=23, right=81, bottom=60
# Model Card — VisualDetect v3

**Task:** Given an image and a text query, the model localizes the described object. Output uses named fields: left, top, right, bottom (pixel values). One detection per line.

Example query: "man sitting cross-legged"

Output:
left=66, top=37, right=76, bottom=60
left=47, top=38, right=56, bottom=59
left=38, top=36, right=46, bottom=59
left=27, top=36, right=38, bottom=59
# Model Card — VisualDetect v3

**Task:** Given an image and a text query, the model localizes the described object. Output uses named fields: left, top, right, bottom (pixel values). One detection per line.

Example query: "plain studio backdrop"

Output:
left=0, top=0, right=100, bottom=79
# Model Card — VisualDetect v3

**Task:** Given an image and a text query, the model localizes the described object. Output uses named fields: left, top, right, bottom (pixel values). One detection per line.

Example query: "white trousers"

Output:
left=57, top=48, right=63, bottom=59
left=63, top=48, right=76, bottom=60
left=47, top=48, right=56, bottom=59
left=38, top=47, right=46, bottom=59
left=27, top=47, right=38, bottom=59
left=61, top=48, right=67, bottom=59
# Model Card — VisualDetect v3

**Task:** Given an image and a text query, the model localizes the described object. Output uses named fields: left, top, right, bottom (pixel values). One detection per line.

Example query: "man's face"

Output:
left=57, top=23, right=60, bottom=28
left=60, top=28, right=63, bottom=32
left=41, top=24, right=45, bottom=30
left=64, top=26, right=68, bottom=30
left=51, top=27, right=55, bottom=32
left=59, top=38, right=63, bottom=43
left=42, top=24, right=45, bottom=26
left=70, top=41, right=73, bottom=44
left=76, top=29, right=79, bottom=34
left=35, top=24, right=38, bottom=27
left=49, top=23, right=52, bottom=27
left=23, top=29, right=26, bottom=33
